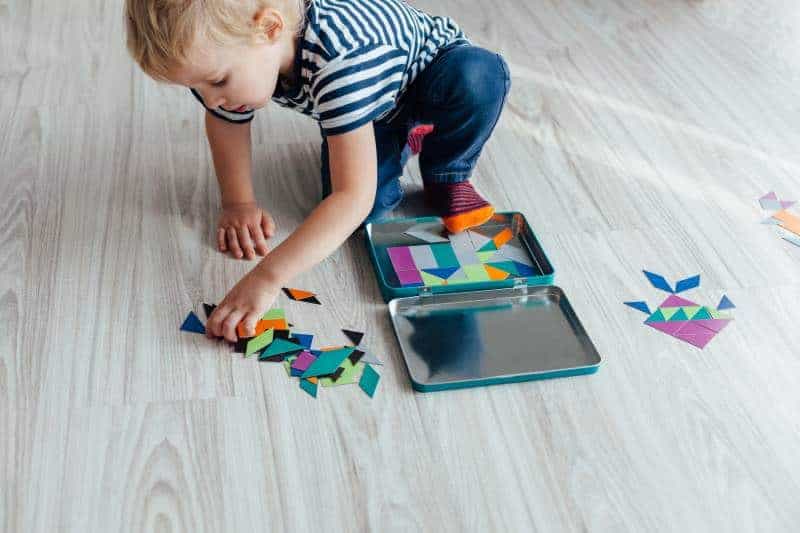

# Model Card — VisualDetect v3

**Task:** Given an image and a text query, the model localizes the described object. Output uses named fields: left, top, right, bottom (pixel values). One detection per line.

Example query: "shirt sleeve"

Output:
left=310, top=44, right=406, bottom=136
left=190, top=88, right=255, bottom=124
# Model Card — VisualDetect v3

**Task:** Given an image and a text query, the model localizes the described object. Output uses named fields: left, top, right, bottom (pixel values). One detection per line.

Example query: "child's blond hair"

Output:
left=125, top=0, right=305, bottom=82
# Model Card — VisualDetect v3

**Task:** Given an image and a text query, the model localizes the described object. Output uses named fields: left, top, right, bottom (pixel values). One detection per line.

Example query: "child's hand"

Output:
left=217, top=202, right=276, bottom=260
left=206, top=269, right=280, bottom=342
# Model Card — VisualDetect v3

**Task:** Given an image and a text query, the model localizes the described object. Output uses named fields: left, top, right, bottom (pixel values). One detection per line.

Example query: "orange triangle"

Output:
left=288, top=288, right=316, bottom=301
left=492, top=227, right=514, bottom=249
left=484, top=264, right=510, bottom=281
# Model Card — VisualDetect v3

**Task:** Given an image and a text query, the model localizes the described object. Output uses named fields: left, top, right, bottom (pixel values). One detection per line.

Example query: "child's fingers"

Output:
left=221, top=308, right=245, bottom=343
left=206, top=304, right=227, bottom=338
left=261, top=212, right=276, bottom=239
left=237, top=227, right=255, bottom=260
left=240, top=311, right=260, bottom=338
left=227, top=228, right=243, bottom=259
left=250, top=225, right=269, bottom=256
left=217, top=227, right=227, bottom=252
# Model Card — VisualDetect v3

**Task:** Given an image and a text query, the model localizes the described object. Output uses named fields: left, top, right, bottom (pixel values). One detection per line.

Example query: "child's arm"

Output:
left=206, top=111, right=276, bottom=259
left=206, top=123, right=377, bottom=341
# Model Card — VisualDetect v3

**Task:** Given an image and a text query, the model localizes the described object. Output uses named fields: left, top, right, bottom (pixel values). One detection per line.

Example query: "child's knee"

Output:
left=442, top=47, right=510, bottom=108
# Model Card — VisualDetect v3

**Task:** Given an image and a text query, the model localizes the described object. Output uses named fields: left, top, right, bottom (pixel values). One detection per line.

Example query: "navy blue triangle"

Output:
left=674, top=274, right=700, bottom=293
left=180, top=311, right=205, bottom=334
left=624, top=301, right=651, bottom=315
left=717, top=295, right=735, bottom=310
left=422, top=267, right=460, bottom=280
left=643, top=270, right=673, bottom=293
left=512, top=261, right=537, bottom=277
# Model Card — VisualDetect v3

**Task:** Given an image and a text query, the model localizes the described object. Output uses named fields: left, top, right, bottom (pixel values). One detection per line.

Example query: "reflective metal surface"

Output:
left=389, top=285, right=601, bottom=390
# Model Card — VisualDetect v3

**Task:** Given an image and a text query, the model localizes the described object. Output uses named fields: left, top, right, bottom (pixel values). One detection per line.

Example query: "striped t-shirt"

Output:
left=191, top=0, right=466, bottom=135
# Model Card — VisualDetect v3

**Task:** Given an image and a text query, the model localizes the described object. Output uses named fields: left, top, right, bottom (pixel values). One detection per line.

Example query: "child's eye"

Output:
left=212, top=77, right=227, bottom=87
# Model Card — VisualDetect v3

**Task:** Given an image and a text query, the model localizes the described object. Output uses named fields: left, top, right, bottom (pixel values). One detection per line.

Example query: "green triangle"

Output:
left=477, top=251, right=497, bottom=263
left=669, top=308, right=689, bottom=321
left=691, top=307, right=712, bottom=320
left=478, top=240, right=497, bottom=252
left=660, top=307, right=679, bottom=320
left=645, top=309, right=666, bottom=323
left=682, top=306, right=700, bottom=318
left=420, top=271, right=445, bottom=286
left=262, top=308, right=285, bottom=320
left=709, top=309, right=733, bottom=320
left=245, top=329, right=274, bottom=357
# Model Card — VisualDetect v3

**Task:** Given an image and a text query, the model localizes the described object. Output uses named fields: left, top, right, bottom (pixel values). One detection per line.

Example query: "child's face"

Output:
left=167, top=32, right=292, bottom=113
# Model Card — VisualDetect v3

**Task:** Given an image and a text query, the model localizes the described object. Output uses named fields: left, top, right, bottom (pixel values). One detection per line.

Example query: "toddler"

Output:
left=125, top=0, right=510, bottom=341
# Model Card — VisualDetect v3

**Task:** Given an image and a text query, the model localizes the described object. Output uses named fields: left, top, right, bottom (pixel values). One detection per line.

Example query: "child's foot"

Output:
left=424, top=180, right=495, bottom=233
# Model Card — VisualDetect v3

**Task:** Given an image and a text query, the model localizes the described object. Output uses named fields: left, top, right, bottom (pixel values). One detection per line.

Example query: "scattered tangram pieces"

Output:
left=282, top=287, right=322, bottom=305
left=643, top=270, right=673, bottom=293
left=180, top=311, right=206, bottom=334
left=674, top=275, right=701, bottom=293
left=624, top=301, right=651, bottom=315
left=717, top=295, right=735, bottom=310
left=302, top=347, right=354, bottom=378
left=359, top=364, right=381, bottom=398
left=245, top=328, right=274, bottom=357
left=759, top=191, right=796, bottom=211
left=291, top=332, right=314, bottom=349
left=237, top=317, right=288, bottom=338
left=260, top=338, right=304, bottom=359
left=342, top=329, right=364, bottom=346
left=299, top=378, right=318, bottom=397
left=202, top=303, right=216, bottom=319
left=321, top=360, right=364, bottom=387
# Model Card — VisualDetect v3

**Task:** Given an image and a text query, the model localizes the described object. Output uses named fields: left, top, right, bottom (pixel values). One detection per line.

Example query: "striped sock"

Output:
left=407, top=124, right=434, bottom=154
left=424, top=180, right=495, bottom=233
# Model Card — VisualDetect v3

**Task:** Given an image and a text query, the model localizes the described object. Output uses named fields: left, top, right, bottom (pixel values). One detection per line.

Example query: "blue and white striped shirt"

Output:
left=191, top=0, right=466, bottom=135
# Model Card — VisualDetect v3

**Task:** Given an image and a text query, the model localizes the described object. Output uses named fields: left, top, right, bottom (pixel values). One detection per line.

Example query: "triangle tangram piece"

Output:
left=717, top=295, right=735, bottom=310
left=423, top=267, right=460, bottom=279
left=624, top=301, right=651, bottom=315
left=342, top=329, right=364, bottom=346
left=643, top=271, right=673, bottom=293
left=484, top=264, right=510, bottom=280
left=180, top=312, right=206, bottom=334
left=647, top=320, right=686, bottom=336
left=660, top=294, right=698, bottom=308
left=282, top=287, right=322, bottom=304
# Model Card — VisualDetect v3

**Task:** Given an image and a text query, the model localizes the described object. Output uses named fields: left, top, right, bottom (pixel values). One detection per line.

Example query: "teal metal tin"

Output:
left=365, top=213, right=601, bottom=392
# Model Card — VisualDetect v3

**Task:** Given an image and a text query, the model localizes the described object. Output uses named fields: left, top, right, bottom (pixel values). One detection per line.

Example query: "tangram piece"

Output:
left=709, top=309, right=733, bottom=320
left=660, top=307, right=680, bottom=320
left=282, top=356, right=297, bottom=376
left=404, top=227, right=449, bottom=243
left=388, top=246, right=416, bottom=272
left=259, top=338, right=304, bottom=359
left=423, top=267, right=460, bottom=280
left=692, top=319, right=731, bottom=333
left=359, top=364, right=380, bottom=398
left=302, top=347, right=354, bottom=378
left=492, top=227, right=514, bottom=249
left=511, top=260, right=537, bottom=277
left=464, top=263, right=490, bottom=281
left=238, top=317, right=288, bottom=338
left=430, top=243, right=459, bottom=268
left=348, top=349, right=365, bottom=365
left=421, top=271, right=445, bottom=286
left=772, top=209, right=800, bottom=235
left=233, top=337, right=249, bottom=353
left=291, top=332, right=314, bottom=349
left=691, top=307, right=712, bottom=320
left=783, top=233, right=800, bottom=247
left=682, top=306, right=701, bottom=318
left=274, top=329, right=291, bottom=340
left=487, top=261, right=518, bottom=276
left=645, top=308, right=665, bottom=322
left=717, top=295, right=735, bottom=310
left=625, top=301, right=651, bottom=315
left=496, top=244, right=534, bottom=267
left=282, top=287, right=322, bottom=305
left=300, top=378, right=318, bottom=398
left=781, top=200, right=797, bottom=209
left=646, top=320, right=687, bottom=336
left=245, top=328, right=274, bottom=357
left=321, top=360, right=364, bottom=387
left=202, top=303, right=216, bottom=319
left=410, top=245, right=437, bottom=270
left=397, top=269, right=424, bottom=286
left=643, top=270, right=673, bottom=293
left=291, top=350, right=317, bottom=372
left=669, top=308, right=689, bottom=321
left=673, top=322, right=718, bottom=349
left=660, top=294, right=698, bottom=308
left=674, top=275, right=701, bottom=293
left=476, top=250, right=500, bottom=263
left=180, top=312, right=205, bottom=334
left=262, top=309, right=285, bottom=320
left=446, top=268, right=470, bottom=285
left=319, top=366, right=346, bottom=384
left=759, top=190, right=778, bottom=207
left=342, top=329, right=364, bottom=346
left=484, top=264, right=510, bottom=280
left=477, top=240, right=497, bottom=253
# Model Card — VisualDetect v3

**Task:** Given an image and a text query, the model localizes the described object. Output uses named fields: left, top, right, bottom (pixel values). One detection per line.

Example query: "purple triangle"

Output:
left=760, top=191, right=778, bottom=201
left=674, top=322, right=718, bottom=349
left=659, top=295, right=698, bottom=308
left=646, top=320, right=687, bottom=336
left=780, top=200, right=796, bottom=209
left=692, top=319, right=731, bottom=333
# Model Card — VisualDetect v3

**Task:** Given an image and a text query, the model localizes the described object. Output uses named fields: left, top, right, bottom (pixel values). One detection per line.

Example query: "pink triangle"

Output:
left=659, top=295, right=698, bottom=308
left=674, top=322, right=718, bottom=349
left=647, top=320, right=687, bottom=336
left=760, top=191, right=778, bottom=201
left=780, top=200, right=796, bottom=209
left=692, top=319, right=731, bottom=333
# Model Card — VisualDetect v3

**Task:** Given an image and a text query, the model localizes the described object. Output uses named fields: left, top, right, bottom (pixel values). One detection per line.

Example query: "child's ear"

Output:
left=252, top=7, right=285, bottom=43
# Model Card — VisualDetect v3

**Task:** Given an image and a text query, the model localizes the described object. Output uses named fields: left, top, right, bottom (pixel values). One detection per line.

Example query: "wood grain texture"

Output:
left=2, top=0, right=800, bottom=531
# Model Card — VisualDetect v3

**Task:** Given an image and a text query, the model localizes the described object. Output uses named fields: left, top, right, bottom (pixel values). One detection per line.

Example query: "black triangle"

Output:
left=348, top=349, right=365, bottom=365
left=342, top=329, right=364, bottom=345
left=233, top=337, right=251, bottom=353
left=274, top=329, right=291, bottom=340
left=303, top=296, right=322, bottom=305
left=203, top=303, right=217, bottom=319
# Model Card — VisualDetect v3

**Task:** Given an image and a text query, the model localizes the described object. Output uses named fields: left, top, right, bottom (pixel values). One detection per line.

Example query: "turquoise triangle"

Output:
left=669, top=308, right=688, bottom=321
left=692, top=307, right=712, bottom=320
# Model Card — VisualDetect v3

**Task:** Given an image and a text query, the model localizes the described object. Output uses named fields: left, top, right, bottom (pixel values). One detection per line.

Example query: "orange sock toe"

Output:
left=443, top=205, right=495, bottom=233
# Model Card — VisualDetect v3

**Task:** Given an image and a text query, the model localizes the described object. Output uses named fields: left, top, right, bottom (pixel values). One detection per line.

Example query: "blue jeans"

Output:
left=320, top=42, right=511, bottom=221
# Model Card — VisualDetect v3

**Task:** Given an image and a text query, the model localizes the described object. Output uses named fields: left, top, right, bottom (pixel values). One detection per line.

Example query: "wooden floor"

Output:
left=3, top=0, right=800, bottom=531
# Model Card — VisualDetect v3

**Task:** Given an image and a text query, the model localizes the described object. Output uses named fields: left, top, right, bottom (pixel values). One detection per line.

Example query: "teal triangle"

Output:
left=422, top=267, right=460, bottom=280
left=669, top=308, right=688, bottom=321
left=261, top=338, right=304, bottom=358
left=691, top=307, right=712, bottom=320
left=645, top=308, right=666, bottom=322
left=478, top=240, right=497, bottom=252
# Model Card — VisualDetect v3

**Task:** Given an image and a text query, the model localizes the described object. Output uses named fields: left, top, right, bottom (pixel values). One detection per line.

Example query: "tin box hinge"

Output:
left=418, top=286, right=434, bottom=299
left=512, top=277, right=528, bottom=297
